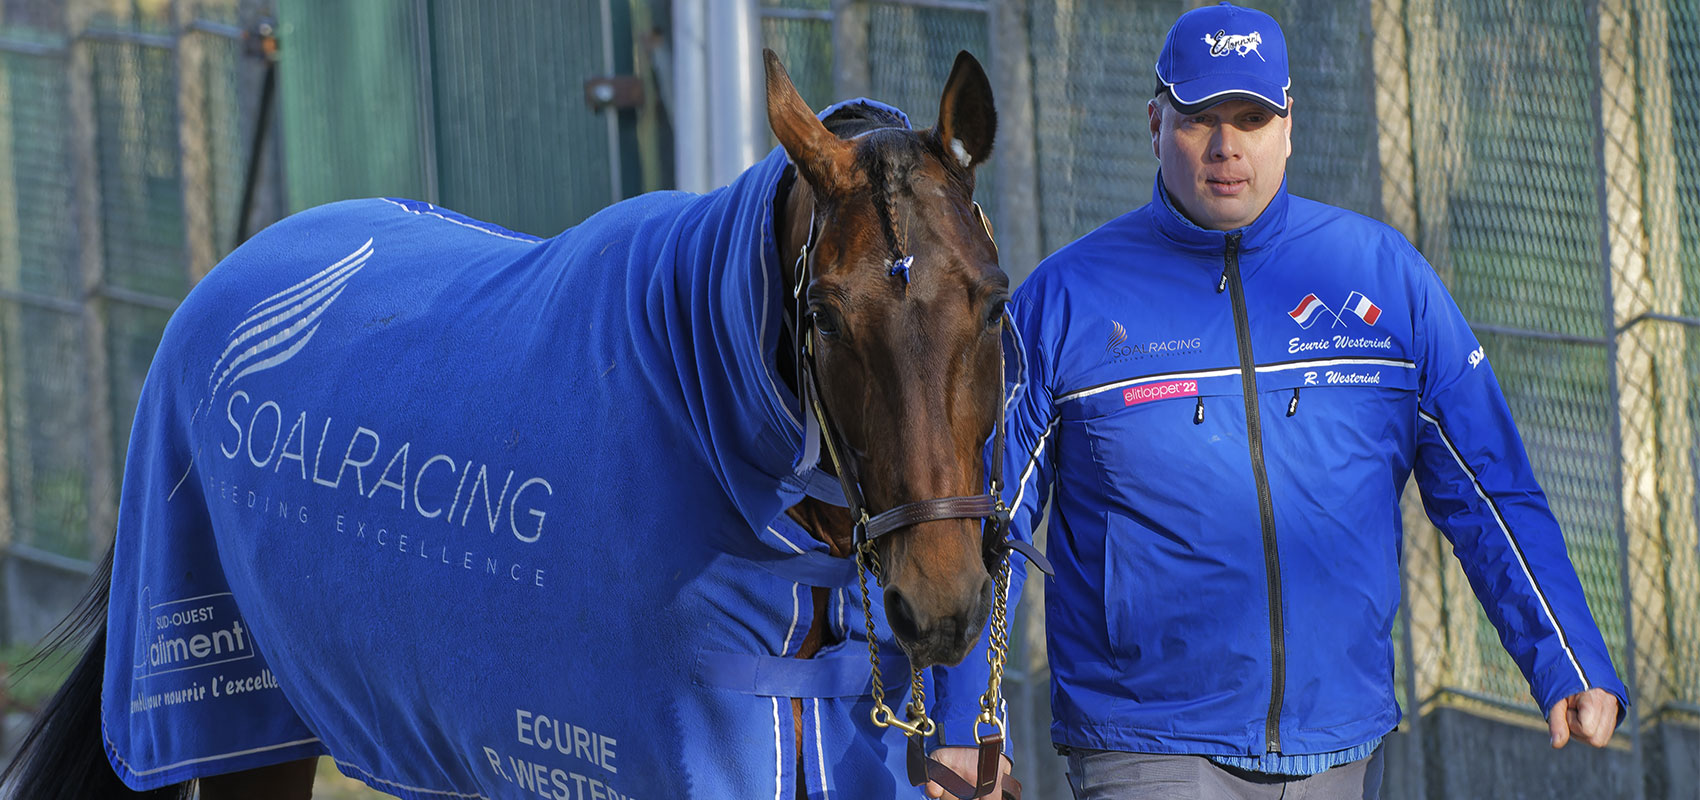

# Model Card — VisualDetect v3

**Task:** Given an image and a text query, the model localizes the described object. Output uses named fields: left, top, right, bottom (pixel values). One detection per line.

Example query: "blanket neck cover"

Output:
left=103, top=100, right=1010, bottom=798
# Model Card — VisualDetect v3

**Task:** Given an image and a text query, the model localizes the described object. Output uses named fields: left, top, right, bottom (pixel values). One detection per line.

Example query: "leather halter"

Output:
left=788, top=204, right=1050, bottom=579
left=786, top=194, right=1051, bottom=800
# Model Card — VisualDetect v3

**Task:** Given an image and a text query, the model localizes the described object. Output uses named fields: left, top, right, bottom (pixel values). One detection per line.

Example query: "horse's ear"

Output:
left=931, top=51, right=996, bottom=170
left=763, top=49, right=853, bottom=196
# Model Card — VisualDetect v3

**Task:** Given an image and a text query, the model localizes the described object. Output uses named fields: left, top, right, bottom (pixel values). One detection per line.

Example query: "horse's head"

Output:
left=765, top=50, right=1006, bottom=668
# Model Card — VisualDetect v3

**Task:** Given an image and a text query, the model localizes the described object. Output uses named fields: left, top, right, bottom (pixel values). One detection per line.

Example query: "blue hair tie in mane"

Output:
left=889, top=255, right=913, bottom=284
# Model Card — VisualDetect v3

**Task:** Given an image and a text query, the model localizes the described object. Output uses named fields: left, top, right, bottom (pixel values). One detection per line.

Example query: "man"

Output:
left=1000, top=3, right=1627, bottom=797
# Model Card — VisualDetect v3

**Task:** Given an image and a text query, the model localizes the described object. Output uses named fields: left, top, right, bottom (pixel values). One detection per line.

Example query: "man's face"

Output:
left=1149, top=96, right=1292, bottom=231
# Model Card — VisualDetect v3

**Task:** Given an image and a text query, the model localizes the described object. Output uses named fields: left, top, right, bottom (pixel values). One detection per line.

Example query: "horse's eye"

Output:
left=985, top=300, right=1008, bottom=330
left=810, top=308, right=842, bottom=339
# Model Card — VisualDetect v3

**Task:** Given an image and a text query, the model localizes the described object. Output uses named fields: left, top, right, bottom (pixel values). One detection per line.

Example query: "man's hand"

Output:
left=1547, top=687, right=1619, bottom=748
left=924, top=746, right=1012, bottom=799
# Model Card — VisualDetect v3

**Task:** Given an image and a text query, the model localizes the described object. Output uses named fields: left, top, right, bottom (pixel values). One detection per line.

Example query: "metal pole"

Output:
left=600, top=0, right=625, bottom=203
left=706, top=0, right=762, bottom=189
left=671, top=0, right=711, bottom=193
left=990, top=0, right=1040, bottom=284
left=236, top=31, right=277, bottom=247
left=413, top=0, right=439, bottom=204
left=1585, top=0, right=1646, bottom=797
left=831, top=0, right=870, bottom=103
left=1398, top=575, right=1425, bottom=800
left=72, top=0, right=113, bottom=564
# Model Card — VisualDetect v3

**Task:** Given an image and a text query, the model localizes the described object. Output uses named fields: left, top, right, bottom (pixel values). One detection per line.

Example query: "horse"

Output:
left=2, top=49, right=1036, bottom=799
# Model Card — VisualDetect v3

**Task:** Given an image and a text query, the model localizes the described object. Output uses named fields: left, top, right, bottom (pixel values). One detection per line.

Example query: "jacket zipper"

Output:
left=1222, top=232, right=1286, bottom=753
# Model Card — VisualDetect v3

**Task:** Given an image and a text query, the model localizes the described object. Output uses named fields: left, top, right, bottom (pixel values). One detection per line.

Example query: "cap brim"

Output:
left=1164, top=77, right=1290, bottom=117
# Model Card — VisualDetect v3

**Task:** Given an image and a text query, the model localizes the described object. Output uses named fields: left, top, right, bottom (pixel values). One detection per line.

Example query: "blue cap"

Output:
left=1155, top=2, right=1290, bottom=116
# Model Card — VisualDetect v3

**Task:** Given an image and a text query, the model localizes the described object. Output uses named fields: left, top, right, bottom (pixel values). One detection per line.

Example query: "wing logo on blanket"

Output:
left=205, top=238, right=374, bottom=406
left=190, top=236, right=562, bottom=586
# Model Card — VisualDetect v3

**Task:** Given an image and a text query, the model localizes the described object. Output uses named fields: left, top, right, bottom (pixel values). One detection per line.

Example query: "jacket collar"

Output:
left=1149, top=171, right=1290, bottom=258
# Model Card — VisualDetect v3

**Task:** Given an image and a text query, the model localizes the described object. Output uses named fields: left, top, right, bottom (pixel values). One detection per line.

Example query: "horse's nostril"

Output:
left=884, top=590, right=922, bottom=644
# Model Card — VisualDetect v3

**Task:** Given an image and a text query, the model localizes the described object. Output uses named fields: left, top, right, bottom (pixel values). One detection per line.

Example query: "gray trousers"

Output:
left=1065, top=747, right=1385, bottom=800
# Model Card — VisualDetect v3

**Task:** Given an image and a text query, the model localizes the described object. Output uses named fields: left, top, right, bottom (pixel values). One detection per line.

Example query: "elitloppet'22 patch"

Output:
left=1124, top=379, right=1200, bottom=406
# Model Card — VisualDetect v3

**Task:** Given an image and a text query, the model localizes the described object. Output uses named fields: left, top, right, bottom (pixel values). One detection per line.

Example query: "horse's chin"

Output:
left=893, top=582, right=993, bottom=669
left=902, top=637, right=974, bottom=670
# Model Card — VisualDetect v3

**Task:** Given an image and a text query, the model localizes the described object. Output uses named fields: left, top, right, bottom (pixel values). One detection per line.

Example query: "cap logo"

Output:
left=1202, top=29, right=1266, bottom=61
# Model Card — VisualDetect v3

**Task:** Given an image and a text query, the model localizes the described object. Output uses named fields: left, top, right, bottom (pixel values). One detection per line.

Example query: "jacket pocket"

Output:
left=1061, top=372, right=1248, bottom=500
left=1059, top=374, right=1262, bottom=677
left=1253, top=364, right=1420, bottom=484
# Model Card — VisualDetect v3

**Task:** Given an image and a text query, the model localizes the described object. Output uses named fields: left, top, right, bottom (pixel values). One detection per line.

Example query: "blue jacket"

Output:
left=1003, top=177, right=1627, bottom=757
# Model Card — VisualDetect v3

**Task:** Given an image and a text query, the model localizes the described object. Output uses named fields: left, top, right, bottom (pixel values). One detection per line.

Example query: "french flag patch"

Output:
left=1342, top=291, right=1382, bottom=325
left=1287, top=293, right=1329, bottom=329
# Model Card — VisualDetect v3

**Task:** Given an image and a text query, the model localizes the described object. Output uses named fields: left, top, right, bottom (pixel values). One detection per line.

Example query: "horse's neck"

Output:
left=785, top=497, right=854, bottom=558
left=784, top=498, right=852, bottom=679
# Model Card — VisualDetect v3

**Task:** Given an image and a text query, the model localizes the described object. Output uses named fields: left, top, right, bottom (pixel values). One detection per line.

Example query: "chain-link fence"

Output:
left=273, top=0, right=651, bottom=239
left=0, top=0, right=283, bottom=649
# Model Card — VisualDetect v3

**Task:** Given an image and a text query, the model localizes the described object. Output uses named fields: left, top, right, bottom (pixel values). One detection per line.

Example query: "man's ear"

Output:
left=1148, top=97, right=1164, bottom=159
left=1282, top=95, right=1295, bottom=159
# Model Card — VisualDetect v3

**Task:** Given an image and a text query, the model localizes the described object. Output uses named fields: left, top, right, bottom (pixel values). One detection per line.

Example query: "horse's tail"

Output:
left=1, top=545, right=191, bottom=799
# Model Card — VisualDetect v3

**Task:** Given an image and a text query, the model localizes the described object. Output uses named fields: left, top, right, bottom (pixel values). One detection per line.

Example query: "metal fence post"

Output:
left=830, top=0, right=868, bottom=106
left=990, top=0, right=1039, bottom=284
left=598, top=0, right=624, bottom=203
left=175, top=0, right=214, bottom=285
left=0, top=0, right=18, bottom=650
left=707, top=0, right=762, bottom=189
left=412, top=0, right=439, bottom=204
left=672, top=0, right=711, bottom=194
left=1368, top=2, right=1427, bottom=792
left=67, top=0, right=113, bottom=565
left=1588, top=0, right=1648, bottom=796
left=1397, top=591, right=1425, bottom=800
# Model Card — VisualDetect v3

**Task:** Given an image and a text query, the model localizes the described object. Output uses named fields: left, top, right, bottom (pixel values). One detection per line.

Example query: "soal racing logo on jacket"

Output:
left=1105, top=319, right=1204, bottom=363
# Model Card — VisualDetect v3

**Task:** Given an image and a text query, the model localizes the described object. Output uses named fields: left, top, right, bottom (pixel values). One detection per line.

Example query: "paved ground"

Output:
left=3, top=711, right=393, bottom=799
left=311, top=758, right=398, bottom=799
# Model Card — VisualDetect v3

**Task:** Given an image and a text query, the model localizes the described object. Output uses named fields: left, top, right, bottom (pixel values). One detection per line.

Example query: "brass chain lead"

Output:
left=906, top=664, right=929, bottom=730
left=859, top=543, right=936, bottom=738
left=858, top=543, right=888, bottom=714
left=859, top=543, right=1018, bottom=745
left=977, top=556, right=1013, bottom=741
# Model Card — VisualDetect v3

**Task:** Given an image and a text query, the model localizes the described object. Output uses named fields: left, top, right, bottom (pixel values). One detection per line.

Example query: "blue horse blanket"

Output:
left=101, top=101, right=1009, bottom=798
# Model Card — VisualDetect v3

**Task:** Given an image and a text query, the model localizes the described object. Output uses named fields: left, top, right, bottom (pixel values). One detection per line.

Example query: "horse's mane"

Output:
left=824, top=103, right=941, bottom=263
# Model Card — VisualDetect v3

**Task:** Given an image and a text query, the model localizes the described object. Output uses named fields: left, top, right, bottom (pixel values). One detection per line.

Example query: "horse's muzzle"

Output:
left=884, top=575, right=994, bottom=668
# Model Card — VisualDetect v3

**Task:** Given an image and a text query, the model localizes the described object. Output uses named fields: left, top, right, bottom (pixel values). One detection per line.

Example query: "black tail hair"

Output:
left=1, top=545, right=192, bottom=799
